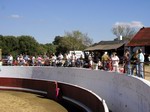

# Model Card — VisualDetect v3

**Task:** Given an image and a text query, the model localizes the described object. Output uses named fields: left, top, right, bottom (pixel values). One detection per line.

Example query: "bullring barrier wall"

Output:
left=0, top=77, right=107, bottom=112
left=0, top=66, right=150, bottom=112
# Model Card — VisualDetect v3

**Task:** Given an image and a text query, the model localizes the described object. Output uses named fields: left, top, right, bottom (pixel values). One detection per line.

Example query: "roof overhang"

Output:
left=85, top=42, right=125, bottom=51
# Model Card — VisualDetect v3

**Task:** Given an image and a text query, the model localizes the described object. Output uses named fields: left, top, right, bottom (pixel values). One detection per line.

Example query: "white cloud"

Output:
left=114, top=21, right=144, bottom=28
left=130, top=21, right=144, bottom=28
left=10, top=14, right=22, bottom=19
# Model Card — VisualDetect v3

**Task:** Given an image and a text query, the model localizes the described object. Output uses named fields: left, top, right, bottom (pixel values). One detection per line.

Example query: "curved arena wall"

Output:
left=0, top=77, right=106, bottom=112
left=0, top=66, right=150, bottom=112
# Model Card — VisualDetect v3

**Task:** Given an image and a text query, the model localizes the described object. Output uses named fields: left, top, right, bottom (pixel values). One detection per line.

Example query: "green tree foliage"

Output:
left=0, top=35, right=42, bottom=56
left=38, top=43, right=56, bottom=56
left=65, top=30, right=93, bottom=47
left=0, top=35, right=57, bottom=57
left=44, top=43, right=56, bottom=55
left=0, top=35, right=18, bottom=56
left=53, top=36, right=63, bottom=45
left=53, top=31, right=93, bottom=54
left=18, top=36, right=40, bottom=55
left=0, top=30, right=92, bottom=57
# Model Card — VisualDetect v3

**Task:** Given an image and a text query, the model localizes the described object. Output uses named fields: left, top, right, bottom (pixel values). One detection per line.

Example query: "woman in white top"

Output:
left=111, top=52, right=119, bottom=72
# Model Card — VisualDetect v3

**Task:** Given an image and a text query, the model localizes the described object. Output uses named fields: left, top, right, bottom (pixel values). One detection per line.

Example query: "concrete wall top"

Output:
left=0, top=66, right=150, bottom=112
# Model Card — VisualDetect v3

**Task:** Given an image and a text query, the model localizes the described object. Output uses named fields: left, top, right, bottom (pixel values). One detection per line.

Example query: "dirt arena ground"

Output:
left=0, top=90, right=68, bottom=112
left=144, top=65, right=150, bottom=81
left=131, top=65, right=150, bottom=81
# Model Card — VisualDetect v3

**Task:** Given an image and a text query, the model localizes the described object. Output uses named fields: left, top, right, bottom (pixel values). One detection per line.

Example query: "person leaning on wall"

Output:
left=137, top=49, right=145, bottom=78
left=148, top=55, right=150, bottom=65
left=0, top=59, right=2, bottom=71
left=123, top=49, right=131, bottom=74
left=131, top=49, right=139, bottom=76
left=101, top=52, right=110, bottom=71
left=111, top=52, right=119, bottom=72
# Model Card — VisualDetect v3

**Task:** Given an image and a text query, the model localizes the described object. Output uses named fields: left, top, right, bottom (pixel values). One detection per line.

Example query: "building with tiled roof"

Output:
left=84, top=40, right=127, bottom=60
left=84, top=27, right=150, bottom=61
left=85, top=40, right=126, bottom=51
left=127, top=27, right=150, bottom=46
left=127, top=27, right=150, bottom=61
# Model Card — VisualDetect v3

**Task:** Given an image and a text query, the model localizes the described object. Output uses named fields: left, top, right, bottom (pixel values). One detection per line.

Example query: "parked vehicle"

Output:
left=69, top=51, right=84, bottom=59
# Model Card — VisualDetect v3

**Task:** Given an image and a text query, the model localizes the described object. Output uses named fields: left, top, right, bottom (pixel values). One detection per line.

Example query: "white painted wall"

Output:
left=0, top=66, right=150, bottom=112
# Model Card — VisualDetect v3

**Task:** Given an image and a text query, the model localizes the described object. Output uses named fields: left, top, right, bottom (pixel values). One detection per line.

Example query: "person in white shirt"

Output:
left=51, top=53, right=57, bottom=66
left=57, top=53, right=63, bottom=66
left=111, top=52, right=119, bottom=72
left=71, top=53, right=76, bottom=67
left=7, top=54, right=13, bottom=66
left=148, top=55, right=150, bottom=63
left=137, top=49, right=145, bottom=78
left=31, top=56, right=35, bottom=66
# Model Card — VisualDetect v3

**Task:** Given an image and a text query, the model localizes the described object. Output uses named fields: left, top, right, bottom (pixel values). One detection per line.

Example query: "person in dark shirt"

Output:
left=123, top=49, right=131, bottom=74
left=131, top=50, right=138, bottom=75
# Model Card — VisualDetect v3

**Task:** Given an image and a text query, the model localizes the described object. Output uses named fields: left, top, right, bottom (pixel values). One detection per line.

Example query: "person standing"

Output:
left=148, top=55, right=150, bottom=65
left=137, top=49, right=145, bottom=78
left=101, top=52, right=110, bottom=70
left=88, top=53, right=93, bottom=68
left=37, top=55, right=43, bottom=66
left=51, top=53, right=57, bottom=66
left=123, top=49, right=131, bottom=74
left=57, top=53, right=63, bottom=66
left=71, top=53, right=76, bottom=67
left=131, top=50, right=139, bottom=76
left=0, top=59, right=2, bottom=71
left=7, top=54, right=13, bottom=66
left=111, top=52, right=119, bottom=72
left=18, top=54, right=25, bottom=66
left=31, top=56, right=36, bottom=66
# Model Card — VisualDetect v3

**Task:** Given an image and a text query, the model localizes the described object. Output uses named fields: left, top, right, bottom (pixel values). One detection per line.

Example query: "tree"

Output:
left=0, top=35, right=19, bottom=56
left=36, top=44, right=47, bottom=55
left=55, top=31, right=93, bottom=54
left=52, top=31, right=93, bottom=54
left=18, top=35, right=39, bottom=55
left=41, top=43, right=57, bottom=55
left=0, top=31, right=92, bottom=57
left=112, top=24, right=138, bottom=41
left=64, top=30, right=93, bottom=47
left=53, top=36, right=63, bottom=45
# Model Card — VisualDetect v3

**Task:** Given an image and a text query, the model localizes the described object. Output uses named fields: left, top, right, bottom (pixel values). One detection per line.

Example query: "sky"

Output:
left=0, top=0, right=150, bottom=44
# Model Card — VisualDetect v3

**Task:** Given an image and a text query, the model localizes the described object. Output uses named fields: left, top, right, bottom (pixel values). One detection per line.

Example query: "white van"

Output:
left=69, top=51, right=84, bottom=59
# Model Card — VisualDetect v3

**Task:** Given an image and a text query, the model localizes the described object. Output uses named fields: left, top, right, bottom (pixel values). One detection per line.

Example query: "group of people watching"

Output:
left=124, top=48, right=145, bottom=78
left=2, top=48, right=146, bottom=78
left=88, top=51, right=120, bottom=72
left=5, top=53, right=84, bottom=67
left=88, top=48, right=145, bottom=78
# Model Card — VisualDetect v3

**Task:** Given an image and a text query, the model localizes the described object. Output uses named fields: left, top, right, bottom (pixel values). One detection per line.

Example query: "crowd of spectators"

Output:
left=3, top=53, right=85, bottom=67
left=1, top=48, right=147, bottom=78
